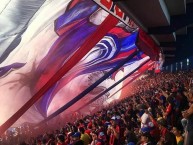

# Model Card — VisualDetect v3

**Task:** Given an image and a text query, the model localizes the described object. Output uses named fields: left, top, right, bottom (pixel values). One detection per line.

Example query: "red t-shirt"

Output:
left=57, top=142, right=67, bottom=145
left=109, top=125, right=120, bottom=145
left=166, top=104, right=172, bottom=115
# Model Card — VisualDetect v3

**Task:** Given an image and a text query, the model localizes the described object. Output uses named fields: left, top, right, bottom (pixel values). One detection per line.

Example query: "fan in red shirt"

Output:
left=107, top=119, right=120, bottom=145
left=56, top=134, right=67, bottom=145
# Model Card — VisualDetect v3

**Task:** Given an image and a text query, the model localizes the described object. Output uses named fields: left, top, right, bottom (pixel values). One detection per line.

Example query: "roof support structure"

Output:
left=148, top=3, right=193, bottom=34
left=159, top=42, right=177, bottom=47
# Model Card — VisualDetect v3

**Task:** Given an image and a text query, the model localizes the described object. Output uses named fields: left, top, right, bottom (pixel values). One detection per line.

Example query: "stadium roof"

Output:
left=114, top=0, right=193, bottom=65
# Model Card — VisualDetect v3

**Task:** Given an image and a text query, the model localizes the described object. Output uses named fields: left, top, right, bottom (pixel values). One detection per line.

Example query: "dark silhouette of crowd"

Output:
left=1, top=70, right=193, bottom=145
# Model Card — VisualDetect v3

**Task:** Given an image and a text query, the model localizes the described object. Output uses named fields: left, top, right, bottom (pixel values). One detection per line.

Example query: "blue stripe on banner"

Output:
left=38, top=50, right=138, bottom=125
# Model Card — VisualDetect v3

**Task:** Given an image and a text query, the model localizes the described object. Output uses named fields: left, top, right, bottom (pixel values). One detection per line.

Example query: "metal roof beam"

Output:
left=148, top=3, right=193, bottom=34
left=159, top=42, right=177, bottom=47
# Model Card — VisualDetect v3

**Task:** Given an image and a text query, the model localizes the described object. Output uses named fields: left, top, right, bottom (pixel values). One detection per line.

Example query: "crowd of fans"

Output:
left=1, top=70, right=193, bottom=145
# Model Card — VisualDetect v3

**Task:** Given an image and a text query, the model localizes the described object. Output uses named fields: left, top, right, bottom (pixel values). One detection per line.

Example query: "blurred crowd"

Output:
left=1, top=70, right=193, bottom=145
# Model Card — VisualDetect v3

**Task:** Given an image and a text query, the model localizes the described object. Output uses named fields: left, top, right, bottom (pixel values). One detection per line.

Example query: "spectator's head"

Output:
left=140, top=132, right=152, bottom=144
left=72, top=132, right=81, bottom=142
left=57, top=134, right=65, bottom=143
left=79, top=119, right=84, bottom=125
left=105, top=117, right=111, bottom=122
left=167, top=95, right=174, bottom=105
left=78, top=127, right=85, bottom=134
left=141, top=127, right=151, bottom=133
left=172, top=126, right=183, bottom=136
left=125, top=130, right=137, bottom=144
left=48, top=134, right=55, bottom=141
left=91, top=131, right=98, bottom=140
left=111, top=119, right=117, bottom=127
left=156, top=111, right=163, bottom=119
left=98, top=132, right=105, bottom=139
left=85, top=129, right=91, bottom=136
left=60, top=127, right=65, bottom=134
left=148, top=107, right=152, bottom=113
left=92, top=122, right=97, bottom=130
left=67, top=132, right=73, bottom=140
left=128, top=105, right=132, bottom=110
left=157, top=118, right=167, bottom=130
left=87, top=122, right=92, bottom=129
left=71, top=125, right=78, bottom=132
left=42, top=138, right=47, bottom=144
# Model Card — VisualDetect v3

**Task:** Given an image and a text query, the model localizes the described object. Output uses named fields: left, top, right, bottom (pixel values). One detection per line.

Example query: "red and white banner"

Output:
left=92, top=0, right=138, bottom=30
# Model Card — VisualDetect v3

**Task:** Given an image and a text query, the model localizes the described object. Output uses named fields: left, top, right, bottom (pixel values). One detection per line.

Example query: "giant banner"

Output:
left=0, top=0, right=157, bottom=127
